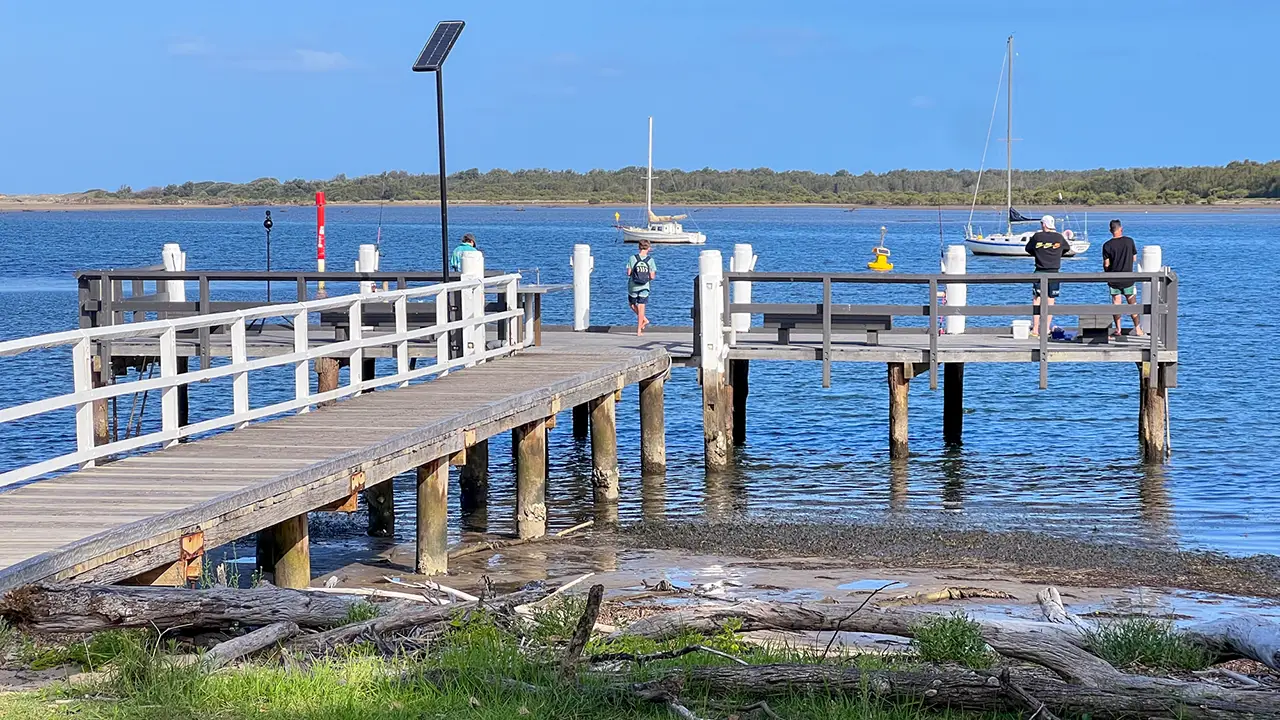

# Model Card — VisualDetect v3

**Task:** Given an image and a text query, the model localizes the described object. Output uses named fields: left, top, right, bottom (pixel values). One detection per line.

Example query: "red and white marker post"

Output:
left=316, top=191, right=327, bottom=290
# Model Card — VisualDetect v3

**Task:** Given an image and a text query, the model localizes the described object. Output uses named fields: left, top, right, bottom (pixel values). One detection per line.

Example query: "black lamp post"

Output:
left=263, top=210, right=273, bottom=301
left=412, top=20, right=465, bottom=283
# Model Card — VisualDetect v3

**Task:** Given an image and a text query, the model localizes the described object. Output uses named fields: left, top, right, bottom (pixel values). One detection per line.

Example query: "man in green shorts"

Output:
left=1102, top=220, right=1144, bottom=337
left=626, top=239, right=656, bottom=336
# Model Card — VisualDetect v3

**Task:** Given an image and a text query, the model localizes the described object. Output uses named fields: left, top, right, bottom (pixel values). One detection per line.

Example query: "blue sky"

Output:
left=1, top=0, right=1275, bottom=193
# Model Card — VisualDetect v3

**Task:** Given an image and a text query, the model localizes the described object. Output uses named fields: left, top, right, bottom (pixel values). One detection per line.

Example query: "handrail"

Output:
left=0, top=274, right=523, bottom=489
left=704, top=268, right=1178, bottom=393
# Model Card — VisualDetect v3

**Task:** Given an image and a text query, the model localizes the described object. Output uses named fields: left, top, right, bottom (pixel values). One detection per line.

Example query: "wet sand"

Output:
left=296, top=521, right=1280, bottom=633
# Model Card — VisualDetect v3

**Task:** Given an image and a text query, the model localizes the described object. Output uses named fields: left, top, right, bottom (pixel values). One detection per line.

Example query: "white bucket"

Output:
left=1012, top=319, right=1031, bottom=340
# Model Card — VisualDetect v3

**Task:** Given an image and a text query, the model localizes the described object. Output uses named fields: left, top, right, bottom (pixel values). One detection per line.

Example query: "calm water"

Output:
left=1, top=205, right=1277, bottom=556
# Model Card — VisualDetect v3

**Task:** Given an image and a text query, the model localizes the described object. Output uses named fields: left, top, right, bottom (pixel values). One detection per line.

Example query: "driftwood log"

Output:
left=0, top=583, right=381, bottom=633
left=288, top=587, right=550, bottom=654
left=615, top=600, right=1280, bottom=719
left=626, top=664, right=1280, bottom=720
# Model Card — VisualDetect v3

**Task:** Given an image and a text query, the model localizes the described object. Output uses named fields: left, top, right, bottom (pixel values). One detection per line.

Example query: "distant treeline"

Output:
left=87, top=160, right=1280, bottom=206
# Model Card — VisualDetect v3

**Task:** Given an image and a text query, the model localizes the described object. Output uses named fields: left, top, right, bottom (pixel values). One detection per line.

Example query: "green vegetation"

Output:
left=1083, top=617, right=1217, bottom=671
left=83, top=160, right=1280, bottom=206
left=343, top=600, right=381, bottom=625
left=910, top=613, right=995, bottom=669
left=0, top=609, right=1016, bottom=720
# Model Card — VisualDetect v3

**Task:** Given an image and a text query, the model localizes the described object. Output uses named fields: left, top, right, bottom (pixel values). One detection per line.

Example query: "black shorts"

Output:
left=1032, top=270, right=1061, bottom=298
left=628, top=290, right=649, bottom=306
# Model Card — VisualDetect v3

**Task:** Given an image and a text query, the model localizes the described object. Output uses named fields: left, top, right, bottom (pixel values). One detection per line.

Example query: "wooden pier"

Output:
left=0, top=252, right=1178, bottom=591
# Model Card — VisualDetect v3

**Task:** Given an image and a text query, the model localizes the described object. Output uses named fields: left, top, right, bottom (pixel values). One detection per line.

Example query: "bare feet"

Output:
left=1132, top=326, right=1145, bottom=337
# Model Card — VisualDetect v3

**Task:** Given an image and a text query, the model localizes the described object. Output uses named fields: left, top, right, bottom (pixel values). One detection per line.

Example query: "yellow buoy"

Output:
left=868, top=226, right=894, bottom=271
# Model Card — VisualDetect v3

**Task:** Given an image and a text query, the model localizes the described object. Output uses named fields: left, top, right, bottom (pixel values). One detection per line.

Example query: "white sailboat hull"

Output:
left=621, top=224, right=706, bottom=244
left=965, top=231, right=1089, bottom=257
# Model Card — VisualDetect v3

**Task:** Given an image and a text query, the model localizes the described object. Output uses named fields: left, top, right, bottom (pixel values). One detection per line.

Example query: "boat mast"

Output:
left=1005, top=34, right=1013, bottom=236
left=646, top=116, right=654, bottom=226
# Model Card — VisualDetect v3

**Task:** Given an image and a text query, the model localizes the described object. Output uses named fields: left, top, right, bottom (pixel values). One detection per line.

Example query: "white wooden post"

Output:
left=944, top=244, right=967, bottom=335
left=729, top=243, right=756, bottom=335
left=698, top=250, right=726, bottom=374
left=434, top=288, right=449, bottom=375
left=460, top=251, right=484, bottom=366
left=231, top=317, right=249, bottom=427
left=162, top=243, right=186, bottom=303
left=505, top=277, right=519, bottom=350
left=394, top=295, right=409, bottom=387
left=292, top=310, right=309, bottom=411
left=357, top=244, right=379, bottom=294
left=1139, top=245, right=1163, bottom=334
left=348, top=300, right=363, bottom=391
left=571, top=244, right=593, bottom=331
left=71, top=337, right=96, bottom=467
left=159, top=327, right=179, bottom=446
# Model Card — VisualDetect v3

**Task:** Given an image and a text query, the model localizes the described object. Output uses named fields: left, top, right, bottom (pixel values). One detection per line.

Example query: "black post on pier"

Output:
left=412, top=20, right=465, bottom=360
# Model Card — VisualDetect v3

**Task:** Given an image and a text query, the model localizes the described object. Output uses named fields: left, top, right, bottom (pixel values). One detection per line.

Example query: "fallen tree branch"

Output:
left=450, top=520, right=593, bottom=560
left=305, top=587, right=444, bottom=605
left=589, top=644, right=748, bottom=666
left=201, top=621, right=299, bottom=670
left=999, top=668, right=1062, bottom=720
left=381, top=577, right=479, bottom=603
left=289, top=587, right=548, bottom=654
left=880, top=586, right=1016, bottom=607
left=0, top=583, right=375, bottom=633
left=622, top=664, right=1280, bottom=720
left=559, top=584, right=604, bottom=677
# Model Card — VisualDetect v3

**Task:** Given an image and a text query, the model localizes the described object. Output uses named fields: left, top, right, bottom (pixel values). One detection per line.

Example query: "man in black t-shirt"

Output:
left=1024, top=215, right=1072, bottom=337
left=1102, top=219, right=1144, bottom=337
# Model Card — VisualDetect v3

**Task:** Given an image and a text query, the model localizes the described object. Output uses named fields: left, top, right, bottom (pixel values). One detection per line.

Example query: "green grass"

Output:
left=910, top=613, right=995, bottom=669
left=342, top=601, right=381, bottom=625
left=1083, top=617, right=1216, bottom=670
left=0, top=612, right=1018, bottom=720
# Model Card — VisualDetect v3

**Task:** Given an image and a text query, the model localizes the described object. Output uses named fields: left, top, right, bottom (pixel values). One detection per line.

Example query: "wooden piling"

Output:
left=91, top=355, right=109, bottom=447
left=360, top=358, right=395, bottom=537
left=415, top=457, right=449, bottom=575
left=315, top=357, right=339, bottom=407
left=256, top=513, right=310, bottom=589
left=730, top=359, right=749, bottom=447
left=589, top=394, right=619, bottom=503
left=1139, top=363, right=1169, bottom=462
left=573, top=403, right=589, bottom=440
left=888, top=363, right=910, bottom=459
left=943, top=363, right=964, bottom=446
left=514, top=418, right=548, bottom=539
left=639, top=374, right=666, bottom=474
left=459, top=438, right=488, bottom=512
left=702, top=370, right=733, bottom=471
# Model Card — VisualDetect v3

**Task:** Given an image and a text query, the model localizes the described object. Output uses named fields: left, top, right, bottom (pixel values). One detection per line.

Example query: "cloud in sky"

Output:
left=167, top=38, right=214, bottom=56
left=166, top=37, right=352, bottom=72
left=293, top=49, right=352, bottom=72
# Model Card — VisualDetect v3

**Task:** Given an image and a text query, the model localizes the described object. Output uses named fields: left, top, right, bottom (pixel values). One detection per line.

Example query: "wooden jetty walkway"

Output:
left=0, top=248, right=1179, bottom=591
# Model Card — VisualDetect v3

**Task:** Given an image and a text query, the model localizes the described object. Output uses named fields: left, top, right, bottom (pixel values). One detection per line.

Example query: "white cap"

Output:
left=1040, top=215, right=1056, bottom=230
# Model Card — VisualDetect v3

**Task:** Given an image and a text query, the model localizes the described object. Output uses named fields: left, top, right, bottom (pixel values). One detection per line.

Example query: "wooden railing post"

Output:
left=231, top=317, right=249, bottom=428
left=292, top=309, right=309, bottom=411
left=159, top=327, right=179, bottom=447
left=72, top=338, right=95, bottom=468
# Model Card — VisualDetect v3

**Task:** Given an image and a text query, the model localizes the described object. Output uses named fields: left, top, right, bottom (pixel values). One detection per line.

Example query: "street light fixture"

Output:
left=412, top=20, right=465, bottom=283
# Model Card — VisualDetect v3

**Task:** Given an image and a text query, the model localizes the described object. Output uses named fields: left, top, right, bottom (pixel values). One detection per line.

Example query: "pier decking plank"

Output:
left=0, top=346, right=669, bottom=590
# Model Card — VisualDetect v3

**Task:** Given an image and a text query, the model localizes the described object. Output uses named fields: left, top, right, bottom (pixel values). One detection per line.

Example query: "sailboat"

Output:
left=619, top=117, right=706, bottom=245
left=964, top=36, right=1089, bottom=258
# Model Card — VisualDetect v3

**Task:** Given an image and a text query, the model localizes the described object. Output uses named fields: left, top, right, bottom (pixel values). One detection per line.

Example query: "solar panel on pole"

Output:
left=413, top=21, right=464, bottom=72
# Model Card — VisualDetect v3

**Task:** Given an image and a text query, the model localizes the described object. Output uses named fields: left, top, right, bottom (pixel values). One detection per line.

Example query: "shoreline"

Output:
left=3, top=198, right=1279, bottom=213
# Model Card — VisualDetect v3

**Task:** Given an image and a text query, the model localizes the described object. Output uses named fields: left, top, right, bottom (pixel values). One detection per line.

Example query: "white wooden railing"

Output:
left=0, top=273, right=522, bottom=488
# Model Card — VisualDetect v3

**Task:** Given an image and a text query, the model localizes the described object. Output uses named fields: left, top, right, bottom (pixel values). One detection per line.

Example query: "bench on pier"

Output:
left=763, top=311, right=893, bottom=346
left=1078, top=314, right=1114, bottom=344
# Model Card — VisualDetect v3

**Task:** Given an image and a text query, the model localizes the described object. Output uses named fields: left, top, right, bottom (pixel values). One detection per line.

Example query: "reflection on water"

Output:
left=889, top=459, right=910, bottom=513
left=640, top=474, right=666, bottom=522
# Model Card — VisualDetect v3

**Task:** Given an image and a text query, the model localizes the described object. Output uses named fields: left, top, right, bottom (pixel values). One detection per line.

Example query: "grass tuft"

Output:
left=343, top=601, right=381, bottom=625
left=910, top=613, right=994, bottom=669
left=1083, top=617, right=1216, bottom=670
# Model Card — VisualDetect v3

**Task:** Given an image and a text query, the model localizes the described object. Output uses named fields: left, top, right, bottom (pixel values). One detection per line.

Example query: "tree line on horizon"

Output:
left=87, top=160, right=1280, bottom=206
